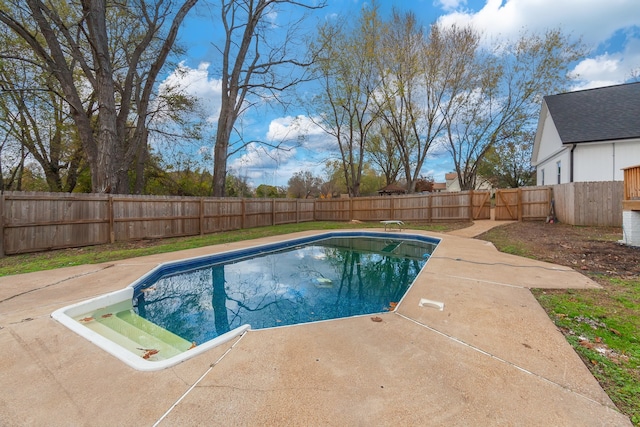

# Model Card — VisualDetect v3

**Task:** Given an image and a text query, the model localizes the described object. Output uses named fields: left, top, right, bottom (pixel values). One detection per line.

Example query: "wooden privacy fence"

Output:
left=0, top=190, right=493, bottom=256
left=552, top=181, right=624, bottom=227
left=315, top=191, right=491, bottom=222
left=4, top=184, right=622, bottom=256
left=0, top=192, right=315, bottom=256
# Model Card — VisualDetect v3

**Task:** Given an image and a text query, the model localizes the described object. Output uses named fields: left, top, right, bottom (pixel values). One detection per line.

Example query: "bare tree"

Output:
left=374, top=18, right=482, bottom=193
left=365, top=124, right=403, bottom=186
left=210, top=0, right=324, bottom=197
left=444, top=29, right=586, bottom=190
left=287, top=170, right=321, bottom=198
left=309, top=5, right=382, bottom=197
left=0, top=0, right=198, bottom=193
left=372, top=10, right=424, bottom=193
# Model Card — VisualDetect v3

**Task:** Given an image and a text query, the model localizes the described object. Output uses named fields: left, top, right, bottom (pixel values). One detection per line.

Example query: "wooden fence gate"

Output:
left=495, top=189, right=519, bottom=220
left=471, top=191, right=491, bottom=220
left=494, top=187, right=552, bottom=221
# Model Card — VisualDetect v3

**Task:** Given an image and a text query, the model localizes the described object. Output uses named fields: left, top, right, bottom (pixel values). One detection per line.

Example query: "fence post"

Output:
left=0, top=193, right=5, bottom=258
left=468, top=190, right=474, bottom=221
left=241, top=198, right=246, bottom=229
left=296, top=199, right=300, bottom=223
left=199, top=198, right=204, bottom=235
left=349, top=198, right=353, bottom=221
left=108, top=195, right=115, bottom=244
left=390, top=196, right=395, bottom=219
left=272, top=199, right=276, bottom=226
left=517, top=188, right=523, bottom=221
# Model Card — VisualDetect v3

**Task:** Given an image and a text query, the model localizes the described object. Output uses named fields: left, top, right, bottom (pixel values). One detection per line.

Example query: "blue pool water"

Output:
left=132, top=233, right=438, bottom=345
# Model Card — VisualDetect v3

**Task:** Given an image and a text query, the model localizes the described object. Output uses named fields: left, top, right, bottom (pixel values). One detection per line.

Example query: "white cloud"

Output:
left=229, top=142, right=295, bottom=171
left=570, top=55, right=623, bottom=89
left=437, top=0, right=640, bottom=89
left=570, top=33, right=640, bottom=89
left=325, top=12, right=339, bottom=21
left=266, top=115, right=314, bottom=141
left=265, top=10, right=278, bottom=27
left=438, top=0, right=639, bottom=47
left=266, top=115, right=337, bottom=152
left=158, top=62, right=223, bottom=123
left=227, top=115, right=337, bottom=187
left=227, top=141, right=328, bottom=187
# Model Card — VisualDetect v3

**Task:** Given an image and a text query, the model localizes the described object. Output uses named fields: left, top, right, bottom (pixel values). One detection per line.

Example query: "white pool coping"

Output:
left=51, top=287, right=250, bottom=371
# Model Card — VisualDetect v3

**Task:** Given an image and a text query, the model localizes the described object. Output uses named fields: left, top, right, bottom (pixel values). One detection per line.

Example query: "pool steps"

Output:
left=78, top=308, right=193, bottom=361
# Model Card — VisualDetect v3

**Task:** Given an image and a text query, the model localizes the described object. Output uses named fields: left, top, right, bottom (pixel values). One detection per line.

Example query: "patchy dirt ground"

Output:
left=479, top=221, right=640, bottom=426
left=477, top=221, right=640, bottom=282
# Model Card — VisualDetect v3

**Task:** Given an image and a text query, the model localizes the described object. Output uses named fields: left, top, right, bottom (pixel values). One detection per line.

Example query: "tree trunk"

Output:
left=212, top=121, right=231, bottom=197
left=82, top=0, right=121, bottom=193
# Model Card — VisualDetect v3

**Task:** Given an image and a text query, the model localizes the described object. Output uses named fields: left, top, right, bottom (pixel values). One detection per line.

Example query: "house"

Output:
left=431, top=182, right=446, bottom=192
left=444, top=172, right=461, bottom=192
left=531, top=82, right=640, bottom=185
left=432, top=172, right=493, bottom=192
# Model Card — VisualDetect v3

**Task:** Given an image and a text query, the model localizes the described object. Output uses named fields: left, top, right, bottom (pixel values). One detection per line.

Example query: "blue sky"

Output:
left=162, top=0, right=640, bottom=188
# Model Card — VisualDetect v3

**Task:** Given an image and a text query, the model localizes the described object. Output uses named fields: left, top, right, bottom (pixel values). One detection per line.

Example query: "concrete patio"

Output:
left=0, top=222, right=632, bottom=426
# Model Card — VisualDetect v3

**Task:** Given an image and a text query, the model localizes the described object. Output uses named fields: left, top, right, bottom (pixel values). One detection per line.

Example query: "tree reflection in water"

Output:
left=134, top=237, right=434, bottom=344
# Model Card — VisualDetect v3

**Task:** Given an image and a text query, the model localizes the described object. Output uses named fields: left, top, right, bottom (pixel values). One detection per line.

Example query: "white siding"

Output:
left=535, top=109, right=563, bottom=164
left=536, top=149, right=571, bottom=185
left=573, top=144, right=615, bottom=181
left=573, top=139, right=640, bottom=182
left=614, top=139, right=640, bottom=179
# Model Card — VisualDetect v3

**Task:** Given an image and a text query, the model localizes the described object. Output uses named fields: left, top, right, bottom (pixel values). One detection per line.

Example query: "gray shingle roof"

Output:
left=544, top=82, right=640, bottom=144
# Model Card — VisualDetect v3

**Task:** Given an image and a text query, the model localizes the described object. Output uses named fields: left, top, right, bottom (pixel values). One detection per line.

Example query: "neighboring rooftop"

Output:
left=377, top=184, right=406, bottom=195
left=544, top=82, right=640, bottom=144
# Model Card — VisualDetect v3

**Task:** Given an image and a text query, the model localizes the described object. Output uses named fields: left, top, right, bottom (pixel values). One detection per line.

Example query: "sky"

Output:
left=162, top=0, right=640, bottom=189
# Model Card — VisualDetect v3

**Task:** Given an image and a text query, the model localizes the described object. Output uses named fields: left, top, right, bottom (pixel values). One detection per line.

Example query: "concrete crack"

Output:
left=0, top=264, right=115, bottom=304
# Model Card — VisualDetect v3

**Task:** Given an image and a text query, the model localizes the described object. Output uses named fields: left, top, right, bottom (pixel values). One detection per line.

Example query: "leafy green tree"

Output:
left=365, top=124, right=403, bottom=186
left=144, top=159, right=213, bottom=197
left=225, top=173, right=253, bottom=198
left=319, top=160, right=346, bottom=197
left=0, top=25, right=84, bottom=192
left=3, top=162, right=49, bottom=192
left=256, top=184, right=286, bottom=198
left=477, top=131, right=536, bottom=188
left=359, top=164, right=386, bottom=196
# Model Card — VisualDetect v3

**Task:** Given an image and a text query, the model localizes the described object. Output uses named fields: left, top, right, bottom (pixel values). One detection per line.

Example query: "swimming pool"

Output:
left=52, top=231, right=439, bottom=371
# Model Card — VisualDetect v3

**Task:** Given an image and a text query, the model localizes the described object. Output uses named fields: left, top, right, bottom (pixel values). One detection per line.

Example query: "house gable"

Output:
left=532, top=82, right=640, bottom=184
left=531, top=101, right=565, bottom=166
